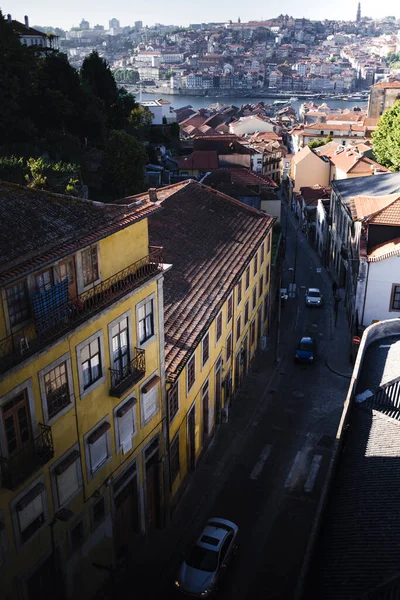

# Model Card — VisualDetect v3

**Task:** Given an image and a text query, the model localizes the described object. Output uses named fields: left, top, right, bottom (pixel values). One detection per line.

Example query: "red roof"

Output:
left=177, top=151, right=219, bottom=170
left=368, top=236, right=400, bottom=261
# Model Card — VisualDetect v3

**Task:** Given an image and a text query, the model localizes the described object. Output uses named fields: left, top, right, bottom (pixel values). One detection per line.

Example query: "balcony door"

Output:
left=2, top=390, right=32, bottom=457
left=111, top=317, right=130, bottom=378
left=58, top=257, right=77, bottom=299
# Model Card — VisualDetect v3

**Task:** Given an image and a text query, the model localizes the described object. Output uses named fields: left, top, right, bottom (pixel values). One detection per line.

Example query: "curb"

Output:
left=326, top=358, right=352, bottom=379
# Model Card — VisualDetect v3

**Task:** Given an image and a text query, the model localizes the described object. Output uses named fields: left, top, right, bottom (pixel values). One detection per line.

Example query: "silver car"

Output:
left=175, top=517, right=239, bottom=597
left=305, top=288, right=323, bottom=307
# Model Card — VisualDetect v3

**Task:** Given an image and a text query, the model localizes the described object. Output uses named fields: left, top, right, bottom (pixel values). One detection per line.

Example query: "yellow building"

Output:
left=0, top=181, right=169, bottom=599
left=133, top=180, right=275, bottom=504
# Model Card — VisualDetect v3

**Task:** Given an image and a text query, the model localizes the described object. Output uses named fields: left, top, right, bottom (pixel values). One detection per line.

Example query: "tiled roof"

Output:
left=143, top=180, right=275, bottom=379
left=299, top=185, right=331, bottom=204
left=0, top=180, right=161, bottom=285
left=11, top=20, right=46, bottom=36
left=305, top=123, right=365, bottom=132
left=202, top=168, right=277, bottom=189
left=368, top=196, right=400, bottom=226
left=177, top=151, right=219, bottom=170
left=333, top=173, right=400, bottom=205
left=368, top=237, right=400, bottom=262
left=372, top=81, right=400, bottom=89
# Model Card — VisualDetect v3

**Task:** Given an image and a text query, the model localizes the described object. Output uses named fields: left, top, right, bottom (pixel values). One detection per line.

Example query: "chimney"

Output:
left=7, top=14, right=11, bottom=23
left=149, top=188, right=158, bottom=202
left=24, top=15, right=29, bottom=28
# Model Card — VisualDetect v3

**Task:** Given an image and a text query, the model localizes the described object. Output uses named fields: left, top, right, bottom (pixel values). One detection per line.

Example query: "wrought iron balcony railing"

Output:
left=109, top=348, right=146, bottom=398
left=0, top=247, right=163, bottom=374
left=0, top=424, right=54, bottom=491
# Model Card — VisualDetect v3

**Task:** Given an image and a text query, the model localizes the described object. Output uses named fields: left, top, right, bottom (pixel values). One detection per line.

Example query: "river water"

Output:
left=139, top=91, right=366, bottom=116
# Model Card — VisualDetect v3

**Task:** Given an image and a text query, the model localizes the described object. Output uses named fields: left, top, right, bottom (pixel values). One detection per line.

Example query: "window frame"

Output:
left=168, top=384, right=179, bottom=424
left=186, top=354, right=196, bottom=395
left=50, top=443, right=83, bottom=510
left=236, top=315, right=241, bottom=342
left=4, top=278, right=31, bottom=331
left=267, top=233, right=271, bottom=253
left=39, top=353, right=74, bottom=425
left=226, top=332, right=232, bottom=362
left=202, top=331, right=210, bottom=368
left=245, top=266, right=250, bottom=290
left=11, top=475, right=48, bottom=550
left=244, top=300, right=249, bottom=325
left=170, top=433, right=180, bottom=486
left=253, top=253, right=258, bottom=277
left=237, top=278, right=242, bottom=305
left=215, top=311, right=222, bottom=344
left=227, top=293, right=233, bottom=324
left=266, top=264, right=270, bottom=285
left=260, top=243, right=265, bottom=265
left=113, top=396, right=137, bottom=454
left=80, top=245, right=100, bottom=290
left=108, top=309, right=133, bottom=378
left=136, top=294, right=156, bottom=348
left=252, top=286, right=257, bottom=311
left=390, top=284, right=400, bottom=312
left=76, top=330, right=106, bottom=398
left=259, top=275, right=264, bottom=299
left=250, top=319, right=256, bottom=346
left=84, top=417, right=112, bottom=481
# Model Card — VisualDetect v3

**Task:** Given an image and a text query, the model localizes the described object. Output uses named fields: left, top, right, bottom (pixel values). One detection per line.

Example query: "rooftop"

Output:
left=333, top=173, right=400, bottom=205
left=177, top=151, right=219, bottom=170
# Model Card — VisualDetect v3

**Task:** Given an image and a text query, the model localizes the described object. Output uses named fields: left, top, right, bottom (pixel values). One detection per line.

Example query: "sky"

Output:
left=4, top=0, right=399, bottom=30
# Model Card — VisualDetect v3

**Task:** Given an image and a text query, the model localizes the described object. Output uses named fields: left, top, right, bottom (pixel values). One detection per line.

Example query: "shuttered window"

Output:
left=16, top=483, right=46, bottom=544
left=88, top=422, right=110, bottom=473
left=55, top=449, right=81, bottom=507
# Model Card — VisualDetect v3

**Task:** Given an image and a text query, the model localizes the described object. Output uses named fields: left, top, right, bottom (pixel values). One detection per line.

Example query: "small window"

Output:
left=59, top=260, right=75, bottom=286
left=81, top=337, right=102, bottom=390
left=260, top=243, right=265, bottom=265
left=16, top=483, right=46, bottom=545
left=141, top=375, right=160, bottom=424
left=44, top=361, right=71, bottom=420
left=91, top=497, right=105, bottom=531
left=390, top=284, right=400, bottom=311
left=227, top=294, right=233, bottom=323
left=245, top=266, right=250, bottom=290
left=187, top=355, right=196, bottom=393
left=259, top=275, right=264, bottom=299
left=226, top=332, right=232, bottom=361
left=82, top=246, right=99, bottom=287
left=54, top=449, right=82, bottom=508
left=6, top=280, right=30, bottom=327
left=116, top=398, right=136, bottom=451
left=252, top=286, right=257, bottom=311
left=87, top=421, right=111, bottom=474
left=253, top=254, right=258, bottom=276
left=202, top=332, right=210, bottom=367
left=264, top=294, right=269, bottom=321
left=236, top=315, right=241, bottom=342
left=266, top=264, right=270, bottom=284
left=237, top=279, right=242, bottom=305
left=215, top=312, right=222, bottom=343
left=244, top=301, right=249, bottom=325
left=138, top=298, right=155, bottom=344
left=170, top=434, right=180, bottom=484
left=267, top=234, right=271, bottom=253
left=250, top=320, right=256, bottom=346
left=111, top=316, right=130, bottom=374
left=168, top=385, right=179, bottom=423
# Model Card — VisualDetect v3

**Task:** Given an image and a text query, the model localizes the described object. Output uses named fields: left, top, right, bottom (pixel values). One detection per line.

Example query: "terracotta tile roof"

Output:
left=349, top=194, right=400, bottom=221
left=180, top=114, right=208, bottom=128
left=368, top=196, right=400, bottom=225
left=368, top=236, right=400, bottom=261
left=0, top=180, right=161, bottom=285
left=372, top=80, right=400, bottom=88
left=305, top=123, right=365, bottom=132
left=299, top=185, right=331, bottom=205
left=143, top=180, right=275, bottom=379
left=224, top=168, right=278, bottom=187
left=11, top=20, right=46, bottom=36
left=177, top=151, right=219, bottom=170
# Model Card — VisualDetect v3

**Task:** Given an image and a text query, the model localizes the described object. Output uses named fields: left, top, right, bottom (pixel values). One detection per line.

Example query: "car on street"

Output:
left=295, top=336, right=317, bottom=364
left=305, top=288, right=323, bottom=307
left=175, top=517, right=239, bottom=597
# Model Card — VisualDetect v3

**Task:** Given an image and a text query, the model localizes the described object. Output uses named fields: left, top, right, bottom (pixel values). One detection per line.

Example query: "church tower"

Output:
left=356, top=2, right=361, bottom=22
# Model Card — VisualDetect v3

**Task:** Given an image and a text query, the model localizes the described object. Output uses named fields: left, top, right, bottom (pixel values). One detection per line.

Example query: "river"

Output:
left=138, top=91, right=366, bottom=116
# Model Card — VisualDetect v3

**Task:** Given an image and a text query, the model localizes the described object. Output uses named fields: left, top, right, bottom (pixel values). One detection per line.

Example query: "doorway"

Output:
left=114, top=468, right=140, bottom=558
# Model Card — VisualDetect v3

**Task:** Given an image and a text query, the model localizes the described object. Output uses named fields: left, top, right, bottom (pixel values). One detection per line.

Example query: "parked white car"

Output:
left=305, top=288, right=323, bottom=307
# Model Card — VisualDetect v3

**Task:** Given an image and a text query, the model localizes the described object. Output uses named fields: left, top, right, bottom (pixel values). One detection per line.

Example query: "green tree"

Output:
left=25, top=157, right=48, bottom=189
left=372, top=100, right=400, bottom=171
left=325, top=133, right=333, bottom=143
left=308, top=139, right=325, bottom=149
left=102, top=130, right=148, bottom=199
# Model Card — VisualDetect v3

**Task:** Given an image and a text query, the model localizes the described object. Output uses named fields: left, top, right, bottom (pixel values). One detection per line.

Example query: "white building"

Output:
left=229, top=115, right=276, bottom=136
left=140, top=101, right=163, bottom=125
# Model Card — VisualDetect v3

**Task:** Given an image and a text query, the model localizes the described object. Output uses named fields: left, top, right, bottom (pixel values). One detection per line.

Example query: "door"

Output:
left=58, top=257, right=77, bottom=299
left=114, top=477, right=140, bottom=558
left=215, top=367, right=222, bottom=425
left=145, top=454, right=160, bottom=530
left=2, top=390, right=32, bottom=458
left=187, top=407, right=196, bottom=472
left=202, top=382, right=209, bottom=443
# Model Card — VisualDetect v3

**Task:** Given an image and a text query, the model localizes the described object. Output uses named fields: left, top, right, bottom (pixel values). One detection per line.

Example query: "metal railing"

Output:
left=0, top=248, right=163, bottom=374
left=109, top=348, right=146, bottom=397
left=0, top=424, right=54, bottom=490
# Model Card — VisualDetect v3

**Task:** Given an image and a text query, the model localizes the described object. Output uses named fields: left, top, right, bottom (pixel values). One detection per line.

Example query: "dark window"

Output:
left=260, top=243, right=265, bottom=265
left=187, top=356, right=196, bottom=392
left=226, top=333, right=232, bottom=361
left=81, top=338, right=102, bottom=390
left=244, top=301, right=249, bottom=325
left=259, top=275, right=264, bottom=299
left=391, top=285, right=400, bottom=310
left=35, top=269, right=53, bottom=294
left=237, top=280, right=242, bottom=305
left=92, top=497, right=105, bottom=530
left=252, top=286, right=257, bottom=310
left=266, top=264, right=270, bottom=284
left=267, top=234, right=271, bottom=253
left=2, top=391, right=32, bottom=456
left=138, top=299, right=154, bottom=344
left=168, top=385, right=179, bottom=422
left=44, top=362, right=71, bottom=420
left=111, top=317, right=130, bottom=374
left=250, top=320, right=256, bottom=345
left=170, top=434, right=180, bottom=484
left=70, top=520, right=85, bottom=552
left=202, top=332, right=209, bottom=366
left=59, top=260, right=75, bottom=285
left=253, top=254, right=258, bottom=276
left=245, top=267, right=250, bottom=290
left=16, top=484, right=45, bottom=544
left=264, top=294, right=269, bottom=322
left=82, top=246, right=99, bottom=286
left=227, top=295, right=233, bottom=322
left=6, top=281, right=30, bottom=327
left=216, top=312, right=222, bottom=342
left=236, top=316, right=241, bottom=342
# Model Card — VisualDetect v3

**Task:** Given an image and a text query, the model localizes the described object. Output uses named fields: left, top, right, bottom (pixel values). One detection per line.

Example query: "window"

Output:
left=15, top=482, right=46, bottom=545
left=215, top=312, right=222, bottom=343
left=260, top=243, right=265, bottom=265
left=267, top=234, right=271, bottom=253
left=81, top=337, right=102, bottom=390
left=187, top=355, right=196, bottom=393
left=266, top=264, right=270, bottom=284
left=2, top=390, right=32, bottom=456
left=53, top=448, right=82, bottom=508
left=226, top=332, right=232, bottom=361
left=86, top=420, right=111, bottom=476
left=227, top=294, right=233, bottom=323
left=168, top=385, right=179, bottom=423
left=138, top=298, right=154, bottom=344
left=264, top=293, right=269, bottom=322
left=259, top=275, right=264, bottom=299
left=69, top=519, right=85, bottom=553
left=245, top=267, right=250, bottom=290
left=115, top=397, right=136, bottom=452
left=236, top=316, right=241, bottom=342
left=253, top=254, right=258, bottom=276
left=202, top=332, right=210, bottom=367
left=141, top=375, right=160, bottom=425
left=170, top=434, right=180, bottom=484
left=35, top=269, right=53, bottom=294
left=391, top=285, right=400, bottom=311
left=82, top=246, right=99, bottom=287
left=111, top=316, right=130, bottom=374
left=91, top=497, right=105, bottom=531
left=237, top=279, right=242, bottom=305
left=252, top=286, right=257, bottom=311
left=244, top=301, right=249, bottom=325
left=44, top=361, right=71, bottom=420
left=250, top=320, right=256, bottom=346
left=6, top=280, right=30, bottom=327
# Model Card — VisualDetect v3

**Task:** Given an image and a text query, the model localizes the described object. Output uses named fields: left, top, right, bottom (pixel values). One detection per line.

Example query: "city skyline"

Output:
left=5, top=0, right=399, bottom=30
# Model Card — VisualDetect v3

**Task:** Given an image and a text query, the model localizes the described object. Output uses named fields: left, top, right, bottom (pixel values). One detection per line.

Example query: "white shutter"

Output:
left=90, top=436, right=108, bottom=471
left=18, top=494, right=43, bottom=532
left=57, top=462, right=79, bottom=506
left=118, top=410, right=134, bottom=446
left=143, top=386, right=158, bottom=422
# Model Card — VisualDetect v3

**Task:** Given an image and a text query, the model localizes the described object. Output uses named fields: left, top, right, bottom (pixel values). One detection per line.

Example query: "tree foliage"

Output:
left=103, top=130, right=148, bottom=199
left=308, top=139, right=325, bottom=149
left=372, top=100, right=400, bottom=171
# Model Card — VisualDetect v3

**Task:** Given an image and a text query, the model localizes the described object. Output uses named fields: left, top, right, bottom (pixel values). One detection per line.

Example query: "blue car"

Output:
left=295, top=336, right=317, bottom=364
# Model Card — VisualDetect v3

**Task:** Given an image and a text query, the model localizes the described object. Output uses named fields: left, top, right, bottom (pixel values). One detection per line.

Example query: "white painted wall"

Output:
left=362, top=255, right=400, bottom=327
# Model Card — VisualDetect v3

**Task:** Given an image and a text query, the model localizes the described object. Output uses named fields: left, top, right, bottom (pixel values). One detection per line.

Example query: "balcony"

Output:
left=109, top=348, right=146, bottom=398
left=0, top=424, right=54, bottom=491
left=0, top=247, right=163, bottom=374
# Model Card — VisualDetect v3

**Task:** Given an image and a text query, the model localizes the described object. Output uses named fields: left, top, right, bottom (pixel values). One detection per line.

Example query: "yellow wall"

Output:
left=292, top=148, right=330, bottom=192
left=100, top=220, right=149, bottom=280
